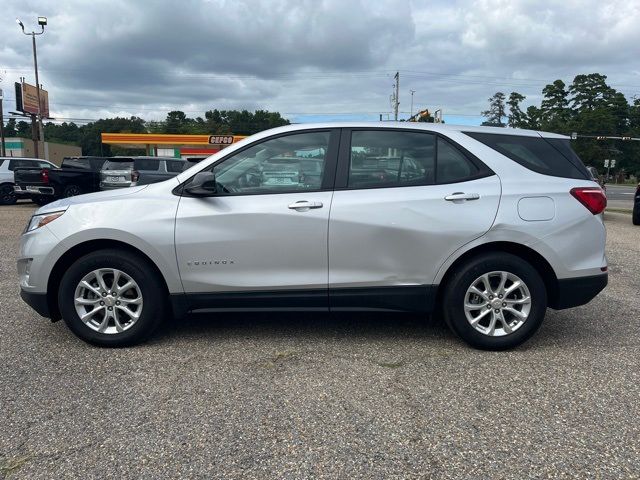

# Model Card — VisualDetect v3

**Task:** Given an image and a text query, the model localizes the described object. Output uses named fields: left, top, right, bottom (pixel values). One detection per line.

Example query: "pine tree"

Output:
left=481, top=92, right=506, bottom=127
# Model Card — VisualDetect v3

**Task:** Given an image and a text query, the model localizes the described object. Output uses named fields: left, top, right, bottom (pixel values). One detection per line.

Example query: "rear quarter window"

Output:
left=464, top=132, right=589, bottom=180
left=166, top=160, right=185, bottom=173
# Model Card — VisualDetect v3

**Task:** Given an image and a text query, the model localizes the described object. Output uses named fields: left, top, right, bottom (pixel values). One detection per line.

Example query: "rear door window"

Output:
left=348, top=130, right=436, bottom=188
left=134, top=159, right=160, bottom=171
left=465, top=132, right=588, bottom=179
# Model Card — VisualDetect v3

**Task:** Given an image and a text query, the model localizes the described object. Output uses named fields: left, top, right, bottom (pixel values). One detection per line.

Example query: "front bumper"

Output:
left=549, top=273, right=608, bottom=310
left=20, top=289, right=51, bottom=318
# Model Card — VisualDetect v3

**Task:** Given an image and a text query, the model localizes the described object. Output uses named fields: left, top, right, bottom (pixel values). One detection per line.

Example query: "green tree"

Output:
left=16, top=121, right=31, bottom=138
left=523, top=106, right=542, bottom=130
left=481, top=92, right=506, bottom=127
left=507, top=92, right=527, bottom=128
left=541, top=80, right=571, bottom=131
left=4, top=118, right=17, bottom=137
left=569, top=73, right=615, bottom=112
left=80, top=116, right=146, bottom=156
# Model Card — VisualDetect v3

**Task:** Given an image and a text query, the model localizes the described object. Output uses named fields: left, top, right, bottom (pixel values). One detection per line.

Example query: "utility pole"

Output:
left=410, top=89, right=415, bottom=118
left=393, top=72, right=400, bottom=121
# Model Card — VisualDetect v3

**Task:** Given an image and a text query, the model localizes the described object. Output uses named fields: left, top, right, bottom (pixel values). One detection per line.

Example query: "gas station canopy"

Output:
left=100, top=133, right=247, bottom=158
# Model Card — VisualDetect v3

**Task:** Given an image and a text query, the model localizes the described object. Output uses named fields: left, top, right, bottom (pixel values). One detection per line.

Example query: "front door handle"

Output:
left=444, top=192, right=480, bottom=201
left=288, top=200, right=323, bottom=211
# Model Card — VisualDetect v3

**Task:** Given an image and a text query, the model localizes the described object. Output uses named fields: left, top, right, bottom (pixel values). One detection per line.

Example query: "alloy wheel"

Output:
left=463, top=271, right=532, bottom=337
left=73, top=268, right=143, bottom=334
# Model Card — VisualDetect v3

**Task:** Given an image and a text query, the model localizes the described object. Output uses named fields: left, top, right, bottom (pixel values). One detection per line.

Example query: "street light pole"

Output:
left=410, top=90, right=415, bottom=118
left=17, top=17, right=47, bottom=159
left=0, top=88, right=5, bottom=156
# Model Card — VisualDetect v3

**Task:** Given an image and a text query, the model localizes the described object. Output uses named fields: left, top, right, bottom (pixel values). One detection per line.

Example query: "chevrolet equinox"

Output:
left=18, top=123, right=608, bottom=349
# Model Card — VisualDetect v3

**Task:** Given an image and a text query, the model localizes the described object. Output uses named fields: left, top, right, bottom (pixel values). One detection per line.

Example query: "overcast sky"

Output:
left=1, top=0, right=638, bottom=126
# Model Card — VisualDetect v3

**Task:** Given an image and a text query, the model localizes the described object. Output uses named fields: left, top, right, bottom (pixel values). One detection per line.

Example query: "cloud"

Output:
left=0, top=0, right=638, bottom=126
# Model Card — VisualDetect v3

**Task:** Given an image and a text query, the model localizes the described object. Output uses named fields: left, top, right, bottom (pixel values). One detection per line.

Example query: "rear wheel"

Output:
left=63, top=184, right=82, bottom=197
left=633, top=203, right=640, bottom=226
left=443, top=252, right=547, bottom=350
left=0, top=184, right=17, bottom=205
left=32, top=195, right=51, bottom=206
left=58, top=249, right=167, bottom=347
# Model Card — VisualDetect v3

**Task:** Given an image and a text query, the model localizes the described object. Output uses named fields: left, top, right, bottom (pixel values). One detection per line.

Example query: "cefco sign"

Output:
left=14, top=82, right=50, bottom=118
left=209, top=135, right=234, bottom=145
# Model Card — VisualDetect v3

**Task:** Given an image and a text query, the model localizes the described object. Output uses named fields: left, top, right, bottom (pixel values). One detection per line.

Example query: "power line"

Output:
left=3, top=65, right=640, bottom=90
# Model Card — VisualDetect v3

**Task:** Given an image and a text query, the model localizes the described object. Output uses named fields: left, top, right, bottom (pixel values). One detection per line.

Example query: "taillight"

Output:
left=131, top=170, right=140, bottom=183
left=570, top=187, right=607, bottom=215
left=41, top=169, right=49, bottom=184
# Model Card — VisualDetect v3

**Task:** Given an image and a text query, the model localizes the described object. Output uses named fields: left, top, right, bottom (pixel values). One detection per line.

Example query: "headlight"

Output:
left=25, top=211, right=65, bottom=233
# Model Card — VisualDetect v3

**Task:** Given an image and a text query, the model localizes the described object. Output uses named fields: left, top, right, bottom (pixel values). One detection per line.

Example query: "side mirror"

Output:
left=185, top=171, right=218, bottom=196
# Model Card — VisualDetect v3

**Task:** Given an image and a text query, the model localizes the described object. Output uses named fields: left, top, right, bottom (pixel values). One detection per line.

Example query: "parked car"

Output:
left=633, top=182, right=640, bottom=225
left=18, top=123, right=608, bottom=350
left=13, top=156, right=108, bottom=205
left=100, top=157, right=186, bottom=190
left=0, top=157, right=58, bottom=205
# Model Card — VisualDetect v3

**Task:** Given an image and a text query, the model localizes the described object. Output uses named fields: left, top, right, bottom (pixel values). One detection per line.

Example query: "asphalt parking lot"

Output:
left=1, top=203, right=639, bottom=479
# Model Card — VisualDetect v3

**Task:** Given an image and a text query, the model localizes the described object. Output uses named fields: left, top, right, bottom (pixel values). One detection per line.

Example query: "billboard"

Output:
left=15, top=82, right=49, bottom=118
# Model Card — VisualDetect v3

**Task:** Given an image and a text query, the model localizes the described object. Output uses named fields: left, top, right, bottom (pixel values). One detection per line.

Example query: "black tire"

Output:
left=0, top=184, right=17, bottom=205
left=63, top=184, right=82, bottom=197
left=32, top=195, right=51, bottom=206
left=442, top=252, right=547, bottom=350
left=58, top=249, right=168, bottom=347
left=633, top=204, right=640, bottom=226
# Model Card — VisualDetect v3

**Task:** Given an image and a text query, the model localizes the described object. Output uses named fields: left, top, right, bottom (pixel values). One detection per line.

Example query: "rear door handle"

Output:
left=288, top=200, right=323, bottom=211
left=444, top=192, right=480, bottom=201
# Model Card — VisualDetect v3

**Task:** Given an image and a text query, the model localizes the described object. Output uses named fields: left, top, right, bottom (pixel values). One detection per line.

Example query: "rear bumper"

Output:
left=20, top=289, right=51, bottom=318
left=549, top=273, right=608, bottom=310
left=100, top=183, right=131, bottom=190
left=14, top=185, right=55, bottom=195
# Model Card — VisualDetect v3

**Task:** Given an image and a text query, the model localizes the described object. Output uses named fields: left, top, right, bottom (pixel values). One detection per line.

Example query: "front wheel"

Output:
left=0, top=184, right=17, bottom=205
left=443, top=252, right=547, bottom=350
left=633, top=204, right=640, bottom=226
left=58, top=249, right=167, bottom=347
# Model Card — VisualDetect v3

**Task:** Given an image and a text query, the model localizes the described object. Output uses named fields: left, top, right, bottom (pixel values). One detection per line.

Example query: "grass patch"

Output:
left=0, top=455, right=32, bottom=477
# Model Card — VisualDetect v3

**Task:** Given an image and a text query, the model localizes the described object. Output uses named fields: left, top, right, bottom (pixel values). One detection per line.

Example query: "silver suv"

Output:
left=17, top=123, right=608, bottom=349
left=100, top=156, right=186, bottom=190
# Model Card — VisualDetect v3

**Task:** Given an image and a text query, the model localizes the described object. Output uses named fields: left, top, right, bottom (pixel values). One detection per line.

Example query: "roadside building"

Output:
left=101, top=133, right=247, bottom=160
left=2, top=137, right=82, bottom=166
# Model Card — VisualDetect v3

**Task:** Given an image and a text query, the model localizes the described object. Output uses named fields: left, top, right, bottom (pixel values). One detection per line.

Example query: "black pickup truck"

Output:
left=14, top=156, right=108, bottom=205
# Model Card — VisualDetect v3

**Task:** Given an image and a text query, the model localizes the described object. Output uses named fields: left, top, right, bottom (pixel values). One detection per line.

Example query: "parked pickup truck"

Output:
left=1, top=157, right=59, bottom=205
left=14, top=156, right=108, bottom=205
